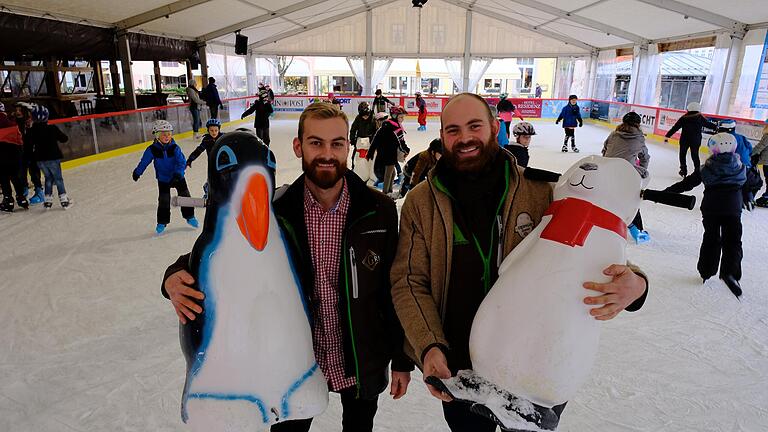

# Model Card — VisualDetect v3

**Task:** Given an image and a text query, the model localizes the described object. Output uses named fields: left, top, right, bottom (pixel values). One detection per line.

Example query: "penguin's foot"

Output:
left=720, top=274, right=742, bottom=299
left=425, top=370, right=559, bottom=431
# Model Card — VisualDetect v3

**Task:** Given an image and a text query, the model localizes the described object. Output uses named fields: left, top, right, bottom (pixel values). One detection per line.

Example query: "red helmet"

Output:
left=390, top=105, right=406, bottom=116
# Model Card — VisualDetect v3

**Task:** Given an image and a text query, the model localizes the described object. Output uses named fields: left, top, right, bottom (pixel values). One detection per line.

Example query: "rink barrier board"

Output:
left=49, top=95, right=765, bottom=170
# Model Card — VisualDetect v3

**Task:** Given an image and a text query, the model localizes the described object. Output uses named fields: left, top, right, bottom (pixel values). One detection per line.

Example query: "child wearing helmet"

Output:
left=555, top=94, right=583, bottom=152
left=663, top=101, right=717, bottom=177
left=186, top=118, right=224, bottom=168
left=415, top=92, right=428, bottom=131
left=241, top=90, right=274, bottom=146
left=602, top=111, right=651, bottom=243
left=132, top=120, right=197, bottom=234
left=372, top=89, right=395, bottom=114
left=504, top=121, right=537, bottom=167
left=26, top=105, right=71, bottom=209
left=496, top=93, right=524, bottom=140
left=697, top=132, right=747, bottom=297
left=350, top=102, right=376, bottom=170
left=0, top=102, right=28, bottom=212
left=718, top=119, right=758, bottom=209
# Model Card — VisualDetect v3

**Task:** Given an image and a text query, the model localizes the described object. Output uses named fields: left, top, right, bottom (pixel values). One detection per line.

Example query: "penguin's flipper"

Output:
left=425, top=371, right=559, bottom=431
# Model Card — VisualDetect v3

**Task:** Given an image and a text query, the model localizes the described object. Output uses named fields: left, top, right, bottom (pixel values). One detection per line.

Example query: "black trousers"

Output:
left=256, top=126, right=271, bottom=146
left=271, top=388, right=379, bottom=432
left=697, top=213, right=742, bottom=281
left=679, top=142, right=701, bottom=174
left=22, top=147, right=42, bottom=189
left=504, top=121, right=511, bottom=139
left=157, top=179, right=193, bottom=225
left=441, top=400, right=567, bottom=432
left=762, top=165, right=768, bottom=197
left=209, top=105, right=219, bottom=120
left=631, top=210, right=644, bottom=231
left=0, top=144, right=26, bottom=200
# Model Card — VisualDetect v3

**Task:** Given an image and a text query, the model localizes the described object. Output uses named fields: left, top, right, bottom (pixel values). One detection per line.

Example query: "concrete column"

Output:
left=716, top=34, right=744, bottom=115
left=364, top=9, right=373, bottom=95
left=117, top=33, right=137, bottom=109
left=109, top=59, right=121, bottom=96
left=462, top=10, right=472, bottom=92
left=198, top=43, right=209, bottom=83
left=153, top=60, right=162, bottom=93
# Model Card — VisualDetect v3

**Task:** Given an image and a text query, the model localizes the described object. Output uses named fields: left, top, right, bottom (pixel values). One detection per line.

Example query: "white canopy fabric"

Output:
left=5, top=0, right=767, bottom=57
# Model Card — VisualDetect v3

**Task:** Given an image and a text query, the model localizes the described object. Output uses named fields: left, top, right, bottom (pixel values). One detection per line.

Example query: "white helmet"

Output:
left=512, top=122, right=536, bottom=136
left=707, top=132, right=738, bottom=155
left=374, top=112, right=389, bottom=121
left=718, top=119, right=737, bottom=132
left=151, top=119, right=173, bottom=134
left=686, top=102, right=701, bottom=112
left=0, top=102, right=4, bottom=112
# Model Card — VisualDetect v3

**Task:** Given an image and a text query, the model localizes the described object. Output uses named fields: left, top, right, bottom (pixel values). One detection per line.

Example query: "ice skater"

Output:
left=132, top=120, right=197, bottom=234
left=368, top=106, right=409, bottom=195
left=663, top=102, right=717, bottom=177
left=602, top=112, right=651, bottom=243
left=0, top=102, right=28, bottom=212
left=752, top=120, right=768, bottom=207
left=496, top=93, right=524, bottom=140
left=718, top=119, right=757, bottom=210
left=696, top=133, right=746, bottom=298
left=186, top=118, right=223, bottom=169
left=26, top=105, right=71, bottom=209
left=556, top=95, right=583, bottom=152
left=241, top=89, right=274, bottom=146
left=349, top=102, right=376, bottom=170
left=415, top=92, right=427, bottom=131
left=372, top=89, right=395, bottom=114
left=504, top=121, right=537, bottom=167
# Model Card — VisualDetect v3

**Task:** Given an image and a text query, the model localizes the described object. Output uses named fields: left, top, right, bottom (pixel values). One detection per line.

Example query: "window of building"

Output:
left=161, top=61, right=179, bottom=68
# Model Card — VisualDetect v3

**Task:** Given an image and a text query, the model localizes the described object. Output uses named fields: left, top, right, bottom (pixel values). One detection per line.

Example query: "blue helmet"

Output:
left=206, top=118, right=222, bottom=128
left=31, top=105, right=50, bottom=123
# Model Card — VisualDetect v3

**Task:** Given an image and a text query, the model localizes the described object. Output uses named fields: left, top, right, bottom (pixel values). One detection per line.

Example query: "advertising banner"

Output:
left=509, top=98, right=542, bottom=118
left=272, top=96, right=310, bottom=112
left=402, top=97, right=443, bottom=115
left=630, top=105, right=659, bottom=134
left=590, top=100, right=610, bottom=121
left=542, top=100, right=567, bottom=118
left=655, top=109, right=685, bottom=138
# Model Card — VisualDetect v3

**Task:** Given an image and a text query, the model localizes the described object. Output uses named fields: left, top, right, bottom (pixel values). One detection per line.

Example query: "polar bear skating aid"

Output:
left=179, top=132, right=328, bottom=431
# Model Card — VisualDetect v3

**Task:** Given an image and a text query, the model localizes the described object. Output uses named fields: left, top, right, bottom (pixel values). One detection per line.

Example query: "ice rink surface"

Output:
left=1, top=116, right=767, bottom=432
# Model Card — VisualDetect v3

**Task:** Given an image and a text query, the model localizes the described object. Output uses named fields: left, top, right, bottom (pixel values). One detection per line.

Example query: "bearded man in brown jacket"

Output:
left=390, top=93, right=649, bottom=431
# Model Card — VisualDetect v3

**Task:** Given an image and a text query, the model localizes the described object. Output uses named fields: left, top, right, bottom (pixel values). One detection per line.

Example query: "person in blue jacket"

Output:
left=555, top=94, right=583, bottom=153
left=132, top=120, right=197, bottom=234
left=718, top=119, right=758, bottom=210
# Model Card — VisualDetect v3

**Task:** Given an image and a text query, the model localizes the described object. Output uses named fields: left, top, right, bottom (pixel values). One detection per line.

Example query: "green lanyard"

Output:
left=470, top=162, right=510, bottom=293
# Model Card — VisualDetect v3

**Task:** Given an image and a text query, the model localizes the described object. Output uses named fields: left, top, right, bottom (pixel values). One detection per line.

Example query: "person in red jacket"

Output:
left=0, top=102, right=28, bottom=212
left=415, top=92, right=428, bottom=131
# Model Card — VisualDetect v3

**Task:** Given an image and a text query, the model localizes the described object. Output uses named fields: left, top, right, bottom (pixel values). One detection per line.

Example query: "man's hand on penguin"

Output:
left=165, top=270, right=205, bottom=324
left=581, top=264, right=647, bottom=321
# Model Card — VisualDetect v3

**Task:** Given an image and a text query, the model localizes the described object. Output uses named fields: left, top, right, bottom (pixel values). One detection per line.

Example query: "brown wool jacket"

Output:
left=390, top=151, right=648, bottom=368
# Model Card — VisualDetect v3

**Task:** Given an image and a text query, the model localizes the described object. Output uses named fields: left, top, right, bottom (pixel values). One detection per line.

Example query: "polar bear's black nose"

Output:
left=579, top=163, right=598, bottom=171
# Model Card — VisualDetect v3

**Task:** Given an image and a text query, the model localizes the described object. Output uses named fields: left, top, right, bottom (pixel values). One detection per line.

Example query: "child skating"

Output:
left=132, top=120, right=197, bottom=234
left=556, top=95, right=583, bottom=152
left=697, top=133, right=746, bottom=298
left=27, top=105, right=71, bottom=209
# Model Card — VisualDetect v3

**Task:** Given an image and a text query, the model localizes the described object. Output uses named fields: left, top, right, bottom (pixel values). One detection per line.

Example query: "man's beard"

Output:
left=303, top=157, right=346, bottom=189
left=443, top=132, right=498, bottom=174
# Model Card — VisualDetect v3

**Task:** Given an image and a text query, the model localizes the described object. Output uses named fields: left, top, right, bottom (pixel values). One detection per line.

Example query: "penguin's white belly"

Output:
left=470, top=228, right=625, bottom=408
left=185, top=217, right=327, bottom=429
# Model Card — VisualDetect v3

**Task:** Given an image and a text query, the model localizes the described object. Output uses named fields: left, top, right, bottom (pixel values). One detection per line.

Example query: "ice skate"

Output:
left=16, top=196, right=29, bottom=210
left=571, top=144, right=580, bottom=153
left=29, top=187, right=44, bottom=204
left=721, top=274, right=742, bottom=299
left=0, top=198, right=14, bottom=213
left=156, top=223, right=167, bottom=235
left=186, top=217, right=199, bottom=228
left=59, top=193, right=71, bottom=209
left=628, top=224, right=650, bottom=244
left=756, top=196, right=768, bottom=208
left=43, top=195, right=53, bottom=209
left=561, top=144, right=568, bottom=152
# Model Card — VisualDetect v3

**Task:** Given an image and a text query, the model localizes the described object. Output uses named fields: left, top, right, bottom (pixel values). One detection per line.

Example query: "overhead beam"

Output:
left=443, top=0, right=597, bottom=53
left=115, top=0, right=213, bottom=30
left=198, top=0, right=330, bottom=42
left=248, top=0, right=399, bottom=50
left=507, top=0, right=647, bottom=44
left=634, top=0, right=746, bottom=33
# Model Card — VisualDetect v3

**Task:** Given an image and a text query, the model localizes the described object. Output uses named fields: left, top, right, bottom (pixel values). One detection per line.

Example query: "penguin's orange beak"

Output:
left=236, top=173, right=269, bottom=251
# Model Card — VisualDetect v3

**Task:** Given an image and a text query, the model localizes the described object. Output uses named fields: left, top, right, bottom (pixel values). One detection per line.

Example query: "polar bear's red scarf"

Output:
left=541, top=198, right=627, bottom=247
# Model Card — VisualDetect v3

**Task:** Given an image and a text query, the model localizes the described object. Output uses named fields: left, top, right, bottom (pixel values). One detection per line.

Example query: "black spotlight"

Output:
left=412, top=0, right=428, bottom=7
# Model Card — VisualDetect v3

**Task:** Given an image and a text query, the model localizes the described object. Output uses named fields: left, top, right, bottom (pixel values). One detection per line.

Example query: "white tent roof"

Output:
left=5, top=0, right=767, bottom=57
